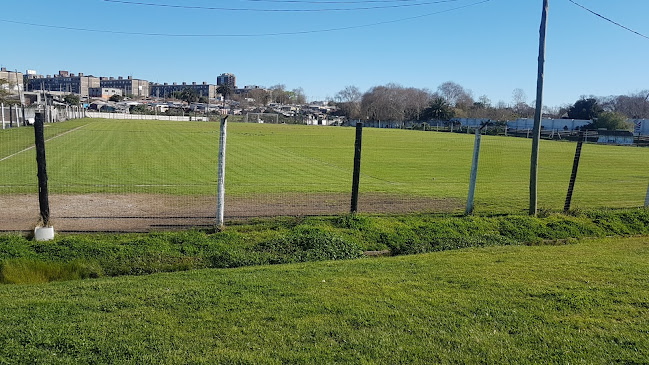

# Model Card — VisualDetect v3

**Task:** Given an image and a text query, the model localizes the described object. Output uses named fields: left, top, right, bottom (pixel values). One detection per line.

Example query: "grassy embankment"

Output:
left=0, top=119, right=647, bottom=213
left=2, top=208, right=648, bottom=284
left=0, top=235, right=647, bottom=363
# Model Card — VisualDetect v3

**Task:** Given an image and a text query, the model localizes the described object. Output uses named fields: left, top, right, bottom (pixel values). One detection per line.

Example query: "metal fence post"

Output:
left=564, top=132, right=584, bottom=213
left=216, top=116, right=228, bottom=229
left=350, top=122, right=363, bottom=214
left=1, top=103, right=4, bottom=129
left=645, top=182, right=649, bottom=208
left=465, top=127, right=482, bottom=215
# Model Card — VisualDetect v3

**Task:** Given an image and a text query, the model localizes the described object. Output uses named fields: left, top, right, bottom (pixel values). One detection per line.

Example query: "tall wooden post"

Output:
left=350, top=122, right=363, bottom=213
left=466, top=128, right=482, bottom=215
left=564, top=132, right=584, bottom=212
left=529, top=0, right=550, bottom=216
left=216, top=116, right=228, bottom=229
left=34, top=112, right=50, bottom=226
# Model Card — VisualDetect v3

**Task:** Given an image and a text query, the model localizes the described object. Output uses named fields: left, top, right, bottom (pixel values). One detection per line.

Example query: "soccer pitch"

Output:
left=0, top=118, right=647, bottom=215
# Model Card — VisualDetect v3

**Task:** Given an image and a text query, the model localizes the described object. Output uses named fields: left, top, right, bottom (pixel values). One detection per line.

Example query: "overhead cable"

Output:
left=0, top=0, right=490, bottom=37
left=102, top=0, right=463, bottom=12
left=567, top=0, right=649, bottom=40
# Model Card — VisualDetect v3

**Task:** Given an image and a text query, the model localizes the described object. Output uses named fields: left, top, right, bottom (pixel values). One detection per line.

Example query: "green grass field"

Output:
left=1, top=236, right=647, bottom=363
left=0, top=118, right=647, bottom=214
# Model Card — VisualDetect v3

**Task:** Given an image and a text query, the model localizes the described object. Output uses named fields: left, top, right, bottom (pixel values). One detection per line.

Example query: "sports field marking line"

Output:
left=0, top=124, right=91, bottom=163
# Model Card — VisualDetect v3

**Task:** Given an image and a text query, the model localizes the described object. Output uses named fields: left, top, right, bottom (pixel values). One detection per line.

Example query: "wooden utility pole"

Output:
left=529, top=0, right=549, bottom=216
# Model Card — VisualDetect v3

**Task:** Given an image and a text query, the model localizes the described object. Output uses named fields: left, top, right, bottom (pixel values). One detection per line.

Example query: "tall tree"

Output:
left=64, top=94, right=80, bottom=105
left=421, top=97, right=455, bottom=121
left=216, top=84, right=233, bottom=108
left=437, top=81, right=473, bottom=108
left=0, top=79, right=18, bottom=104
left=291, top=87, right=307, bottom=104
left=403, top=87, right=432, bottom=121
left=269, top=84, right=287, bottom=104
left=334, top=85, right=362, bottom=119
left=568, top=98, right=602, bottom=120
left=247, top=88, right=270, bottom=106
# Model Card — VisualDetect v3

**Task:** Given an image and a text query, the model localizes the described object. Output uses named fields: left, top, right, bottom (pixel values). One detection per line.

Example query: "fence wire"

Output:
left=0, top=114, right=647, bottom=232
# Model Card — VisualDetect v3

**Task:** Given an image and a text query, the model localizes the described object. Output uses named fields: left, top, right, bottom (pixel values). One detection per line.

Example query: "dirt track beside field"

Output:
left=0, top=193, right=462, bottom=232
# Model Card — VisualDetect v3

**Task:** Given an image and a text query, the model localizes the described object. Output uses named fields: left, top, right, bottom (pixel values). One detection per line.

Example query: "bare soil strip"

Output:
left=0, top=193, right=462, bottom=232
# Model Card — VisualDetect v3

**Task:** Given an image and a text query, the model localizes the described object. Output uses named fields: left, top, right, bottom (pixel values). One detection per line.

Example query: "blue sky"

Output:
left=1, top=0, right=647, bottom=107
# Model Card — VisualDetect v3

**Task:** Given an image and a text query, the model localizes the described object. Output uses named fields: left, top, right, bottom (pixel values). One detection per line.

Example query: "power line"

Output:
left=239, top=0, right=426, bottom=3
left=567, top=0, right=649, bottom=40
left=241, top=0, right=426, bottom=3
left=0, top=0, right=491, bottom=38
left=102, top=0, right=463, bottom=12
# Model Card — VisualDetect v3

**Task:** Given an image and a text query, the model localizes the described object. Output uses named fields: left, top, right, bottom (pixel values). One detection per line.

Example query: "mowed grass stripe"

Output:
left=0, top=119, right=91, bottom=158
left=46, top=120, right=219, bottom=193
left=0, top=119, right=647, bottom=212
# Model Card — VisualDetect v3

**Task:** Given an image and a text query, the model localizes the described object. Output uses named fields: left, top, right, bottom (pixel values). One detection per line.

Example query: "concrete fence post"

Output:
left=465, top=128, right=482, bottom=215
left=216, top=116, right=228, bottom=229
left=14, top=105, right=20, bottom=127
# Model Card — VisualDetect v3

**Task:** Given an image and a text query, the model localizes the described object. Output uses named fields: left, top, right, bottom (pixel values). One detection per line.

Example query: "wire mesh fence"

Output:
left=1, top=114, right=647, bottom=232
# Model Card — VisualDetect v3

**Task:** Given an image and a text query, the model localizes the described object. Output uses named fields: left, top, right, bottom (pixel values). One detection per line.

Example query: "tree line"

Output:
left=331, top=82, right=649, bottom=130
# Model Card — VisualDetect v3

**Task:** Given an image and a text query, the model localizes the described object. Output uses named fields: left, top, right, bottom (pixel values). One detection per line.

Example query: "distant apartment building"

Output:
left=89, top=87, right=123, bottom=99
left=150, top=82, right=216, bottom=99
left=217, top=73, right=236, bottom=89
left=0, top=67, right=24, bottom=96
left=235, top=85, right=266, bottom=95
left=100, top=76, right=149, bottom=97
left=26, top=70, right=100, bottom=97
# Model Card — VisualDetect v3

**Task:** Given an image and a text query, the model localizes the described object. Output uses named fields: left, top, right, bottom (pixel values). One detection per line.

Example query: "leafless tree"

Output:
left=291, top=87, right=307, bottom=105
left=437, top=81, right=473, bottom=108
left=600, top=90, right=649, bottom=119
left=269, top=84, right=288, bottom=104
left=403, top=87, right=432, bottom=120
left=247, top=88, right=271, bottom=106
left=361, top=84, right=407, bottom=122
left=334, top=85, right=362, bottom=119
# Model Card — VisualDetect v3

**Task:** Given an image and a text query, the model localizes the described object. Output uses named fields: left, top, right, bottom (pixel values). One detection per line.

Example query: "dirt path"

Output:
left=0, top=193, right=462, bottom=232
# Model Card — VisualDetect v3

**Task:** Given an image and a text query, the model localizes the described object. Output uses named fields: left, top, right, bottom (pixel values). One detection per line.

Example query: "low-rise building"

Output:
left=0, top=68, right=24, bottom=98
left=100, top=76, right=149, bottom=97
left=150, top=82, right=216, bottom=99
left=26, top=70, right=100, bottom=97
left=89, top=87, right=123, bottom=99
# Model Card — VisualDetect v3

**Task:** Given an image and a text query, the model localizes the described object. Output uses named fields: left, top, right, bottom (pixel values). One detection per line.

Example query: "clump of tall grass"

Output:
left=0, top=259, right=103, bottom=284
